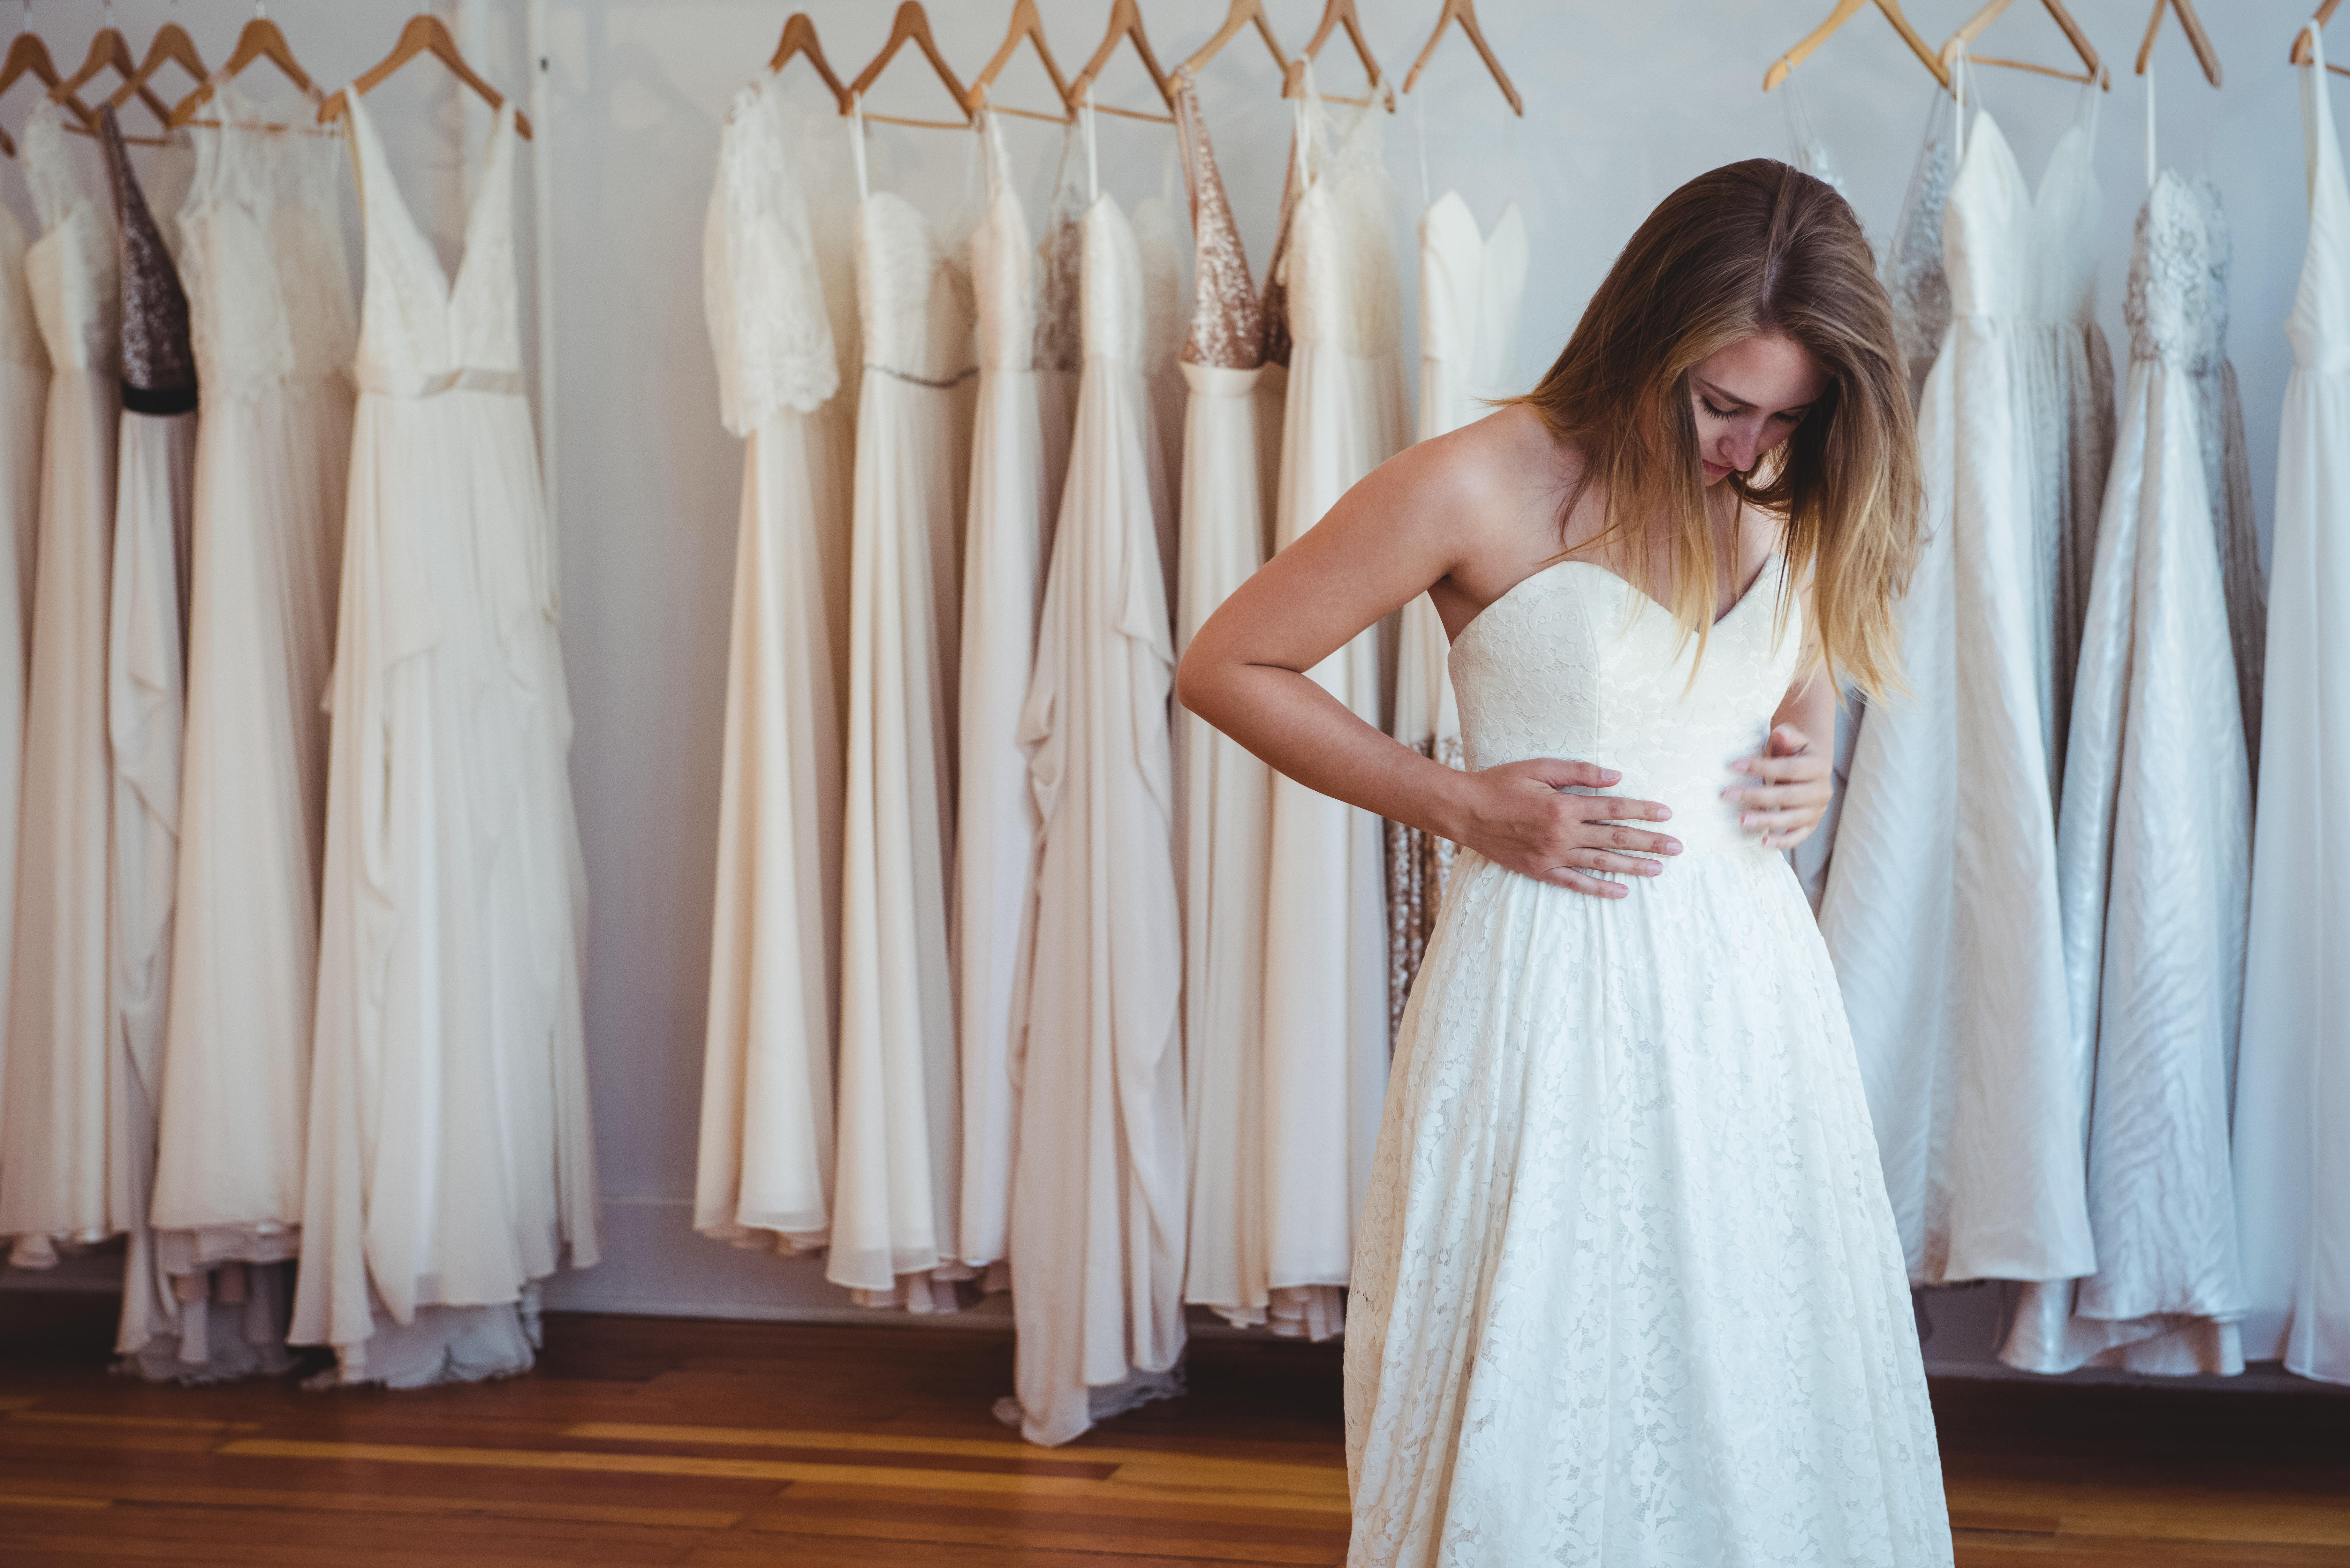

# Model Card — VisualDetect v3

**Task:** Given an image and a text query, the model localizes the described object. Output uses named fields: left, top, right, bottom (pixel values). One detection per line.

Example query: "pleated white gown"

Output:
left=2236, top=35, right=2350, bottom=1385
left=1260, top=73, right=1408, bottom=1338
left=296, top=99, right=598, bottom=1385
left=0, top=101, right=119, bottom=1265
left=151, top=89, right=354, bottom=1316
left=0, top=186, right=47, bottom=1171
left=954, top=116, right=1080, bottom=1273
left=694, top=80, right=857, bottom=1259
left=1387, top=191, right=1523, bottom=1031
left=1171, top=71, right=1284, bottom=1331
left=1008, top=180, right=1188, bottom=1448
left=2007, top=172, right=2261, bottom=1377
left=1822, top=106, right=2110, bottom=1287
left=828, top=147, right=978, bottom=1309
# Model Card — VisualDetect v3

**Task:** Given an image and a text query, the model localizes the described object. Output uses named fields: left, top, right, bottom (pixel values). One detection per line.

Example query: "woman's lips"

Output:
left=1702, top=459, right=1730, bottom=479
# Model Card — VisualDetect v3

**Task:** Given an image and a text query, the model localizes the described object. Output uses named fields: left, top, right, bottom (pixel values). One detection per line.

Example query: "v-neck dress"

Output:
left=293, top=98, right=598, bottom=1387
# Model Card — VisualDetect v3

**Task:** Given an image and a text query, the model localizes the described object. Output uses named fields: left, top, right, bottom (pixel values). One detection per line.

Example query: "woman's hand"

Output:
left=1724, top=724, right=1831, bottom=849
left=1451, top=758, right=1682, bottom=900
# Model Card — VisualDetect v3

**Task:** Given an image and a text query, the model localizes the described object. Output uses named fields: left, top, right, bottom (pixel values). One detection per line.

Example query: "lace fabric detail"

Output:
left=1033, top=122, right=1085, bottom=375
left=98, top=108, right=197, bottom=401
left=968, top=115, right=1036, bottom=374
left=1172, top=72, right=1264, bottom=371
left=1884, top=89, right=1954, bottom=388
left=857, top=190, right=976, bottom=386
left=22, top=98, right=120, bottom=374
left=178, top=87, right=357, bottom=403
left=345, top=94, right=523, bottom=384
left=1284, top=71, right=1401, bottom=360
left=704, top=79, right=854, bottom=433
left=1133, top=199, right=1181, bottom=373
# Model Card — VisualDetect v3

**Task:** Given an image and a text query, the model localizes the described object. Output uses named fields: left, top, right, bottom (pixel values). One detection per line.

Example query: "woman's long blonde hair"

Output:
left=1514, top=158, right=1921, bottom=699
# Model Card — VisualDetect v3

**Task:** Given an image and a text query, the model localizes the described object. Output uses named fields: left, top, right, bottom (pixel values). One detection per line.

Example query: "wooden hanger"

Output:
left=767, top=13, right=849, bottom=112
left=105, top=11, right=206, bottom=114
left=2135, top=0, right=2220, bottom=87
left=1282, top=0, right=1392, bottom=110
left=1941, top=0, right=2107, bottom=89
left=845, top=3, right=971, bottom=131
left=318, top=13, right=534, bottom=139
left=173, top=8, right=323, bottom=128
left=2290, top=0, right=2348, bottom=75
left=54, top=17, right=176, bottom=143
left=965, top=0, right=1071, bottom=124
left=1068, top=0, right=1173, bottom=125
left=0, top=22, right=77, bottom=157
left=1401, top=0, right=1521, bottom=116
left=1764, top=0, right=1950, bottom=93
left=1178, top=0, right=1290, bottom=80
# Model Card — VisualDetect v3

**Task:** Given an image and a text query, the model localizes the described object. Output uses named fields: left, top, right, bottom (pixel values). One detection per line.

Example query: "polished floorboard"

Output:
left=0, top=1294, right=2345, bottom=1565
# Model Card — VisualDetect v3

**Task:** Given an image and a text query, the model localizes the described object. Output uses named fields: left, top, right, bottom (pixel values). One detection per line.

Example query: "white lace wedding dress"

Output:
left=1260, top=70, right=1409, bottom=1340
left=827, top=117, right=978, bottom=1311
left=694, top=78, right=856, bottom=1259
left=1822, top=99, right=2110, bottom=1288
left=153, top=86, right=355, bottom=1333
left=2235, top=30, right=2350, bottom=1385
left=2006, top=169, right=2259, bottom=1378
left=1006, top=147, right=1188, bottom=1447
left=1345, top=561, right=1952, bottom=1567
left=0, top=100, right=119, bottom=1266
left=296, top=98, right=598, bottom=1385
left=954, top=113, right=1080, bottom=1275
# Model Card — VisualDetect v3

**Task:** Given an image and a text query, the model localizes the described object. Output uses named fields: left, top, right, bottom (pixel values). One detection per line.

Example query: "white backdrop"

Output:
left=9, top=0, right=2337, bottom=1383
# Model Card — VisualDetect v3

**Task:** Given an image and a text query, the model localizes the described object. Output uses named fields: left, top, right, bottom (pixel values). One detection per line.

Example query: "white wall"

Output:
left=23, top=1, right=2339, bottom=1381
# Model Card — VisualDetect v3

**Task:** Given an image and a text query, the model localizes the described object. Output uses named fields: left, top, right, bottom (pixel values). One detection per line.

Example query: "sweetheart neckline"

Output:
left=345, top=92, right=514, bottom=308
left=1448, top=552, right=1782, bottom=658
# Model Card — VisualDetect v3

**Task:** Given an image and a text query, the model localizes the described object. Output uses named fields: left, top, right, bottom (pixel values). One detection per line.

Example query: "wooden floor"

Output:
left=0, top=1295, right=2346, bottom=1565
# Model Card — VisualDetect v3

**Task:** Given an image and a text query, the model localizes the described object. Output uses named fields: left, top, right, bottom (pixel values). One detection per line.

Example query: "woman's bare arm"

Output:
left=1175, top=418, right=1684, bottom=898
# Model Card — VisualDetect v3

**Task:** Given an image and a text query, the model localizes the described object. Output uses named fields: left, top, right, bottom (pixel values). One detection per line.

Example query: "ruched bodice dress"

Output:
left=1344, top=562, right=1951, bottom=1567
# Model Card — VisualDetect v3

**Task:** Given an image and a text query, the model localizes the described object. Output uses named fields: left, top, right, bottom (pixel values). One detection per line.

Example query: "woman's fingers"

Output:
left=1572, top=849, right=1665, bottom=878
left=1727, top=782, right=1828, bottom=811
left=1542, top=865, right=1631, bottom=899
left=1567, top=793, right=1675, bottom=825
left=1728, top=751, right=1827, bottom=783
left=1589, top=824, right=1681, bottom=856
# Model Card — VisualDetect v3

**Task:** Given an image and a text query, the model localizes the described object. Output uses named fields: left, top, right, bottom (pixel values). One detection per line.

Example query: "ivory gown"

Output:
left=151, top=87, right=354, bottom=1331
left=1259, top=70, right=1409, bottom=1341
left=827, top=118, right=979, bottom=1310
left=1387, top=190, right=1523, bottom=1030
left=0, top=100, right=118, bottom=1267
left=1171, top=69, right=1285, bottom=1331
left=0, top=150, right=46, bottom=1169
left=2235, top=30, right=2350, bottom=1386
left=296, top=99, right=597, bottom=1385
left=1821, top=99, right=2112, bottom=1288
left=1006, top=152, right=1188, bottom=1448
left=694, top=79, right=856, bottom=1258
left=954, top=114, right=1080, bottom=1274
left=1344, top=561, right=1951, bottom=1568
left=2005, top=169, right=2260, bottom=1378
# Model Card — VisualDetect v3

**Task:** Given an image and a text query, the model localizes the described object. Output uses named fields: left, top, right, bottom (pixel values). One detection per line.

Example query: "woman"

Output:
left=1179, top=162, right=1953, bottom=1565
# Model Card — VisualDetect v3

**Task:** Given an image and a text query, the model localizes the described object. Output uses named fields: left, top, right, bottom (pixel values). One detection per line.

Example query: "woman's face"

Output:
left=1689, top=333, right=1827, bottom=487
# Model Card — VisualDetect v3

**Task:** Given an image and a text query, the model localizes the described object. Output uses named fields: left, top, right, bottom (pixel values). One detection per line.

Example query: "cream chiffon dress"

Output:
left=694, top=79, right=856, bottom=1259
left=1005, top=124, right=1188, bottom=1445
left=1260, top=71, right=1409, bottom=1339
left=1387, top=189, right=1523, bottom=1031
left=0, top=100, right=119, bottom=1266
left=1170, top=69, right=1285, bottom=1331
left=296, top=99, right=597, bottom=1386
left=0, top=139, right=46, bottom=1190
left=2235, top=31, right=2350, bottom=1386
left=954, top=113, right=1080, bottom=1274
left=827, top=113, right=979, bottom=1310
left=150, top=87, right=354, bottom=1339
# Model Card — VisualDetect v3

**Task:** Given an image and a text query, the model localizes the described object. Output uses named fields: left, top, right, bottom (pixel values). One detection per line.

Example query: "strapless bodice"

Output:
left=1449, top=558, right=1801, bottom=857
